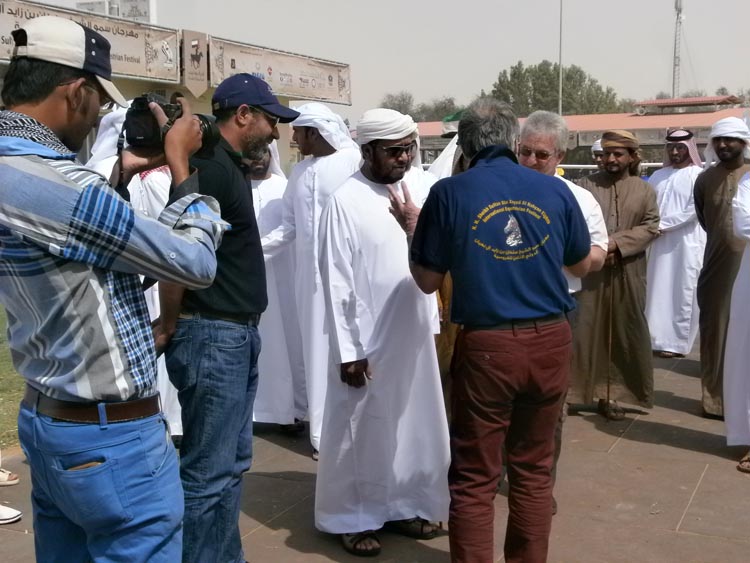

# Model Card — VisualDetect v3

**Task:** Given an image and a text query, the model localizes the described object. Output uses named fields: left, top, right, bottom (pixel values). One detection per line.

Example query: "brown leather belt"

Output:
left=23, top=385, right=161, bottom=424
left=179, top=309, right=260, bottom=326
left=465, top=313, right=567, bottom=331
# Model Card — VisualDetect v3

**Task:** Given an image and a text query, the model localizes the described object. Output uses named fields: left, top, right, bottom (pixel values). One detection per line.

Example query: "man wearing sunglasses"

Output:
left=156, top=73, right=299, bottom=563
left=316, top=108, right=450, bottom=557
left=518, top=110, right=608, bottom=514
left=0, top=16, right=228, bottom=562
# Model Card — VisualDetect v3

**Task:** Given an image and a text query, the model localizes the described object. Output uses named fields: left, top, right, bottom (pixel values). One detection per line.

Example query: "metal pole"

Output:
left=558, top=0, right=563, bottom=114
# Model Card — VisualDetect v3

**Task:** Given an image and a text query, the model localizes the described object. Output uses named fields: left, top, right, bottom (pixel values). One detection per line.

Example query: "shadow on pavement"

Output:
left=240, top=470, right=450, bottom=562
left=252, top=422, right=314, bottom=458
left=660, top=357, right=701, bottom=378
left=580, top=414, right=741, bottom=461
left=653, top=389, right=702, bottom=415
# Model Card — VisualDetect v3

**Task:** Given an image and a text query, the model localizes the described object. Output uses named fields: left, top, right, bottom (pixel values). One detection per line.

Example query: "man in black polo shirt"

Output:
left=391, top=98, right=591, bottom=562
left=157, top=74, right=299, bottom=563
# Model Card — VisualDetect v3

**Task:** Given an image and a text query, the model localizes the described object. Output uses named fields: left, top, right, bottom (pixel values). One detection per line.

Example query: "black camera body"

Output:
left=123, top=93, right=220, bottom=149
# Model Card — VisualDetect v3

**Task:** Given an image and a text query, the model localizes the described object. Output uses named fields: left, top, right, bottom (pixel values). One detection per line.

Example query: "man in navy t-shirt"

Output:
left=390, top=98, right=591, bottom=563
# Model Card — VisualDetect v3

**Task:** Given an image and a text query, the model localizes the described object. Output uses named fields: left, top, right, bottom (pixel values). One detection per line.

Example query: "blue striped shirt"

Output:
left=0, top=111, right=227, bottom=401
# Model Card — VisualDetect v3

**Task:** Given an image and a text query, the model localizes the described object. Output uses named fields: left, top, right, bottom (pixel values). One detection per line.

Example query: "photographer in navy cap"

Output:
left=155, top=73, right=299, bottom=563
left=0, top=15, right=228, bottom=563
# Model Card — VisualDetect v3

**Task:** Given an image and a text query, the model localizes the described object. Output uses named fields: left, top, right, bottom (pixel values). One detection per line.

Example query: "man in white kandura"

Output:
left=247, top=144, right=308, bottom=429
left=261, top=103, right=361, bottom=458
left=645, top=129, right=705, bottom=358
left=723, top=170, right=750, bottom=473
left=316, top=108, right=450, bottom=558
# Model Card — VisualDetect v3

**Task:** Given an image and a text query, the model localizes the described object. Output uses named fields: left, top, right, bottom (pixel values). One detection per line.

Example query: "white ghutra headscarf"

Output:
left=704, top=117, right=750, bottom=168
left=292, top=102, right=358, bottom=152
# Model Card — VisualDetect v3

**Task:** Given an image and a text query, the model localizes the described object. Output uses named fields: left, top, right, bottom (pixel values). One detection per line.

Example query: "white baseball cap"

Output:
left=11, top=16, right=127, bottom=107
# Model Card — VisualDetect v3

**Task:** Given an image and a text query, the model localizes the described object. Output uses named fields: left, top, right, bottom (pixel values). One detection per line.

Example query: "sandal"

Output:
left=737, top=451, right=750, bottom=474
left=341, top=530, right=381, bottom=557
left=597, top=399, right=626, bottom=421
left=383, top=517, right=439, bottom=540
left=657, top=351, right=684, bottom=359
left=0, top=468, right=19, bottom=487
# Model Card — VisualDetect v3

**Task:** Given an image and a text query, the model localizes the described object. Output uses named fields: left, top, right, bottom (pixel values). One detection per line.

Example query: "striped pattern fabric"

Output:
left=0, top=110, right=227, bottom=401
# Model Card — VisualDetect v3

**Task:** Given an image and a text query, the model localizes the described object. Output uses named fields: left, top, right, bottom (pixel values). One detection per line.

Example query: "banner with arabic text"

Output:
left=210, top=37, right=350, bottom=105
left=0, top=0, right=179, bottom=82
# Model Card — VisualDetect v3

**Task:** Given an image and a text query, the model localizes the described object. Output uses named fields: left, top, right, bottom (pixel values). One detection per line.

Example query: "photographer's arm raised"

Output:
left=109, top=98, right=201, bottom=189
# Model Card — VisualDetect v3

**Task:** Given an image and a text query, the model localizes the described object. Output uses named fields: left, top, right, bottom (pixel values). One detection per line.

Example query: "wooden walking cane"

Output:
left=598, top=177, right=629, bottom=421
left=606, top=182, right=620, bottom=419
left=606, top=255, right=615, bottom=419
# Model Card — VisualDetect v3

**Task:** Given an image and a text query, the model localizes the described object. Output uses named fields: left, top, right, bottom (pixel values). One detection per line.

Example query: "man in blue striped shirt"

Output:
left=0, top=16, right=227, bottom=563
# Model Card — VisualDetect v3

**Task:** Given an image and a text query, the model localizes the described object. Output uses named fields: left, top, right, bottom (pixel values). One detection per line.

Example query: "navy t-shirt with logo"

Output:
left=411, top=145, right=591, bottom=327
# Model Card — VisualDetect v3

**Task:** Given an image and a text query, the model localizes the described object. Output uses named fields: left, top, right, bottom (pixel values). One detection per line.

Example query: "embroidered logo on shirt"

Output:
left=471, top=199, right=551, bottom=261
left=504, top=216, right=523, bottom=247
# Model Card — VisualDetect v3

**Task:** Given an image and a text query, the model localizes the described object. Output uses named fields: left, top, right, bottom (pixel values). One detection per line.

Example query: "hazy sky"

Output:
left=60, top=0, right=750, bottom=120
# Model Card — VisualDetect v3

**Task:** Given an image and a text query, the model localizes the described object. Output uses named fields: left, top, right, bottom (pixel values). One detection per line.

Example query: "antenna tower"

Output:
left=672, top=0, right=683, bottom=98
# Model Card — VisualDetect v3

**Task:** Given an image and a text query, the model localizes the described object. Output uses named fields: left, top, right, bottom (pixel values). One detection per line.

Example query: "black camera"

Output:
left=123, top=93, right=220, bottom=149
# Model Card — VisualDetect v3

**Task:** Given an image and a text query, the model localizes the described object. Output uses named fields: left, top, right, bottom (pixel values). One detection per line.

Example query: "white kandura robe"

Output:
left=251, top=174, right=307, bottom=424
left=315, top=171, right=450, bottom=534
left=260, top=147, right=362, bottom=449
left=645, top=165, right=705, bottom=355
left=724, top=172, right=750, bottom=445
left=128, top=168, right=183, bottom=435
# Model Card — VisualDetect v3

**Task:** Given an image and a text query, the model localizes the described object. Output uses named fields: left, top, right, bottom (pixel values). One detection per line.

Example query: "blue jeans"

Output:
left=166, top=317, right=261, bottom=563
left=18, top=403, right=183, bottom=563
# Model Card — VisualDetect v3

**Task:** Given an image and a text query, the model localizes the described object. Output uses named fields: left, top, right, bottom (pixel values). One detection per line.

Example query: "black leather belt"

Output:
left=179, top=309, right=260, bottom=326
left=465, top=313, right=567, bottom=331
left=23, top=385, right=161, bottom=424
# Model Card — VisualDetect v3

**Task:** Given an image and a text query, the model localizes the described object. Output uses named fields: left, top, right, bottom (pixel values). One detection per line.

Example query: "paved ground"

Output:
left=1, top=349, right=749, bottom=562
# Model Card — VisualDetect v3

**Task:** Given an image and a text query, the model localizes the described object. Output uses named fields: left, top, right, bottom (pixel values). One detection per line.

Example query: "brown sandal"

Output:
left=597, top=399, right=626, bottom=421
left=341, top=531, right=381, bottom=557
left=383, top=517, right=439, bottom=540
left=737, top=451, right=750, bottom=474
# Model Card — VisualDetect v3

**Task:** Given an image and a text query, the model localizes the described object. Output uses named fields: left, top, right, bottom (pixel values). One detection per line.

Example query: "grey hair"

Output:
left=521, top=111, right=568, bottom=153
left=458, top=97, right=519, bottom=159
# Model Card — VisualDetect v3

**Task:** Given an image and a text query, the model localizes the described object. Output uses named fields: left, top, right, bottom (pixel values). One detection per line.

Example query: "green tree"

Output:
left=380, top=91, right=415, bottom=116
left=413, top=96, right=462, bottom=122
left=490, top=60, right=620, bottom=116
left=617, top=98, right=637, bottom=113
left=379, top=92, right=463, bottom=122
left=680, top=89, right=707, bottom=98
left=655, top=91, right=672, bottom=99
left=715, top=86, right=730, bottom=96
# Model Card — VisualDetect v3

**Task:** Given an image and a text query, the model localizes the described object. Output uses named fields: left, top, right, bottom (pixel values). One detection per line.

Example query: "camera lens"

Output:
left=196, top=114, right=221, bottom=149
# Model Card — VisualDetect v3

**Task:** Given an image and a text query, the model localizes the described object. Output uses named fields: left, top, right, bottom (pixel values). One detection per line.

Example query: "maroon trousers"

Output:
left=448, top=321, right=571, bottom=563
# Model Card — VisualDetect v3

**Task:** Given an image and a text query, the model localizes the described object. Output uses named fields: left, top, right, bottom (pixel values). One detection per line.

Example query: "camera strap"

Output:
left=113, top=127, right=131, bottom=202
left=160, top=115, right=178, bottom=140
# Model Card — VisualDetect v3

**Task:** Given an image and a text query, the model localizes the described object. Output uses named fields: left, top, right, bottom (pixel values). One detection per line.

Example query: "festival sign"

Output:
left=210, top=36, right=351, bottom=105
left=182, top=29, right=208, bottom=98
left=0, top=0, right=179, bottom=83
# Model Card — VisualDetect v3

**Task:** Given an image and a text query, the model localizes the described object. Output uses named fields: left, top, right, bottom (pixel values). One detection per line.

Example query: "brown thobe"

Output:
left=694, top=163, right=750, bottom=416
left=570, top=172, right=660, bottom=407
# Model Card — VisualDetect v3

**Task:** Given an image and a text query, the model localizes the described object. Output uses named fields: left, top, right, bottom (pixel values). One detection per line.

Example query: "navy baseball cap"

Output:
left=11, top=16, right=127, bottom=107
left=212, top=73, right=299, bottom=123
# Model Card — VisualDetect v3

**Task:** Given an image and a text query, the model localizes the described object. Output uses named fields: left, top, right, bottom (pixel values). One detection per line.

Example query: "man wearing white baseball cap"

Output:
left=0, top=15, right=228, bottom=563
